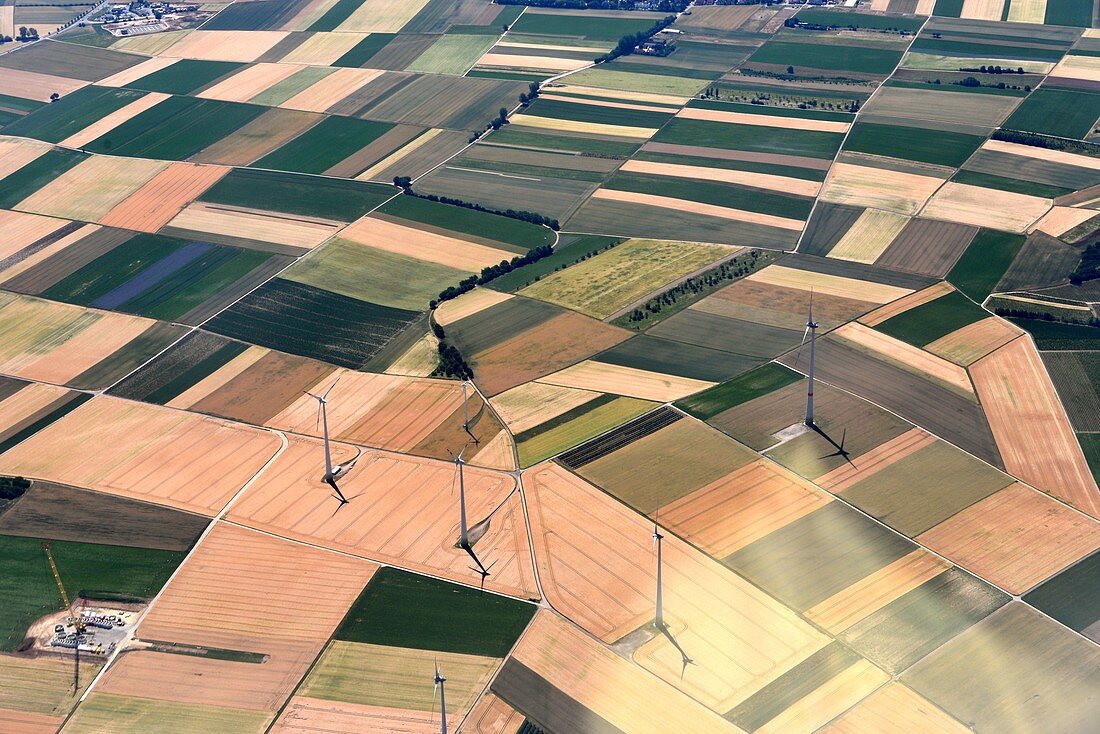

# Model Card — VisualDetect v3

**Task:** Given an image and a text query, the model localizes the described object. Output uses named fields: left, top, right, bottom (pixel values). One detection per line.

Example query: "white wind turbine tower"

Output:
left=305, top=380, right=351, bottom=504
left=433, top=663, right=448, bottom=734
left=799, top=290, right=818, bottom=427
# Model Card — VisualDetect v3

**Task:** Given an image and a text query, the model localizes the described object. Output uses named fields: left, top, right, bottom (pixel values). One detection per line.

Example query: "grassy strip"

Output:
left=517, top=396, right=656, bottom=467
left=514, top=393, right=618, bottom=444
left=676, top=362, right=802, bottom=420
left=336, top=567, right=536, bottom=656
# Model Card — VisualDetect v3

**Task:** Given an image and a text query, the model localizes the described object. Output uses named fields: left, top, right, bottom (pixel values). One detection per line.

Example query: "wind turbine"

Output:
left=453, top=449, right=492, bottom=582
left=433, top=663, right=448, bottom=734
left=653, top=522, right=664, bottom=630
left=796, top=290, right=818, bottom=427
left=305, top=380, right=352, bottom=505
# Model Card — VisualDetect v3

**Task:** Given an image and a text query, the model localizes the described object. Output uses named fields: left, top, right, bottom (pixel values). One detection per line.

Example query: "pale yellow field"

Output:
left=273, top=698, right=436, bottom=734
left=804, top=551, right=951, bottom=634
left=590, top=188, right=805, bottom=230
left=60, top=92, right=171, bottom=149
left=460, top=693, right=524, bottom=734
left=961, top=0, right=1005, bottom=20
left=925, top=316, right=1022, bottom=366
left=490, top=381, right=602, bottom=434
left=280, top=67, right=383, bottom=112
left=469, top=429, right=515, bottom=471
left=17, top=155, right=167, bottom=222
left=110, top=29, right=191, bottom=55
left=833, top=322, right=974, bottom=396
left=757, top=660, right=889, bottom=734
left=0, top=224, right=98, bottom=285
left=1007, top=0, right=1045, bottom=23
left=279, top=33, right=367, bottom=66
left=902, top=52, right=1052, bottom=74
left=1032, top=206, right=1098, bottom=237
left=0, top=397, right=281, bottom=515
left=162, top=30, right=290, bottom=62
left=921, top=182, right=1050, bottom=232
left=432, top=288, right=512, bottom=326
left=828, top=209, right=910, bottom=263
left=383, top=332, right=438, bottom=378
left=821, top=163, right=944, bottom=216
left=859, top=282, right=954, bottom=326
left=0, top=382, right=74, bottom=435
left=550, top=83, right=689, bottom=106
left=1049, top=52, right=1100, bottom=82
left=281, top=0, right=339, bottom=30
left=747, top=265, right=913, bottom=304
left=537, top=360, right=714, bottom=402
left=167, top=346, right=270, bottom=409
left=511, top=114, right=657, bottom=139
left=0, top=68, right=86, bottom=102
left=477, top=53, right=590, bottom=72
left=198, top=63, right=306, bottom=102
left=167, top=202, right=342, bottom=249
left=343, top=216, right=514, bottom=271
left=0, top=7, right=12, bottom=40
left=498, top=41, right=608, bottom=54
left=96, top=56, right=179, bottom=88
left=99, top=162, right=230, bottom=232
left=822, top=683, right=971, bottom=734
left=335, top=0, right=430, bottom=32
left=676, top=106, right=850, bottom=133
left=0, top=653, right=97, bottom=718
left=0, top=137, right=51, bottom=179
left=512, top=612, right=747, bottom=733
left=357, top=129, right=441, bottom=181
left=619, top=159, right=820, bottom=197
left=0, top=210, right=69, bottom=260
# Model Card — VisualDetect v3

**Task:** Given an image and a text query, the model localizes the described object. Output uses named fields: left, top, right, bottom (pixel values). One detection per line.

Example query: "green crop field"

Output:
left=676, top=363, right=803, bottom=420
left=525, top=97, right=673, bottom=129
left=484, top=126, right=640, bottom=157
left=407, top=34, right=497, bottom=75
left=1045, top=0, right=1093, bottom=27
left=85, top=96, right=265, bottom=160
left=0, top=147, right=86, bottom=209
left=653, top=118, right=844, bottom=158
left=334, top=33, right=396, bottom=67
left=336, top=567, right=536, bottom=657
left=0, top=534, right=182, bottom=651
left=516, top=395, right=657, bottom=467
left=947, top=229, right=1026, bottom=301
left=1003, top=88, right=1100, bottom=140
left=876, top=289, right=989, bottom=346
left=951, top=170, right=1073, bottom=199
left=488, top=235, right=623, bottom=292
left=793, top=8, right=924, bottom=32
left=908, top=38, right=1066, bottom=63
left=2, top=85, right=145, bottom=143
left=844, top=122, right=983, bottom=167
left=126, top=59, right=243, bottom=95
left=510, top=10, right=662, bottom=41
left=1006, top=319, right=1100, bottom=350
left=380, top=195, right=554, bottom=251
left=251, top=115, right=396, bottom=174
left=605, top=171, right=813, bottom=220
left=201, top=0, right=304, bottom=30
left=749, top=40, right=903, bottom=75
left=1024, top=550, right=1100, bottom=641
left=199, top=168, right=393, bottom=222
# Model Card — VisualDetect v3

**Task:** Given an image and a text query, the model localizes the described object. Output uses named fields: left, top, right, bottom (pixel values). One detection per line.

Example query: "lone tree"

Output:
left=49, top=92, right=59, bottom=102
left=787, top=65, right=795, bottom=75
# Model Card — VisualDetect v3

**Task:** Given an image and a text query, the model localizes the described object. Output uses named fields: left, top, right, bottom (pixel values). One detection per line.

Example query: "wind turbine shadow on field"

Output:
left=305, top=377, right=357, bottom=507
left=450, top=446, right=493, bottom=587
left=433, top=663, right=448, bottom=734
left=652, top=521, right=693, bottom=679
left=813, top=425, right=853, bottom=465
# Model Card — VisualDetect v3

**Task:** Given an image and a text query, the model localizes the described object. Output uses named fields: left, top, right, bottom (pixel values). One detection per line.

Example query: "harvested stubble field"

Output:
left=0, top=654, right=98, bottom=727
left=227, top=438, right=537, bottom=599
left=16, top=154, right=168, bottom=222
left=522, top=463, right=829, bottom=712
left=271, top=697, right=437, bottom=734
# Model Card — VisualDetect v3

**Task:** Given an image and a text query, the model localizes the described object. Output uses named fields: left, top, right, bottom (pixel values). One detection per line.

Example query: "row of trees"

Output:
left=595, top=14, right=676, bottom=64
left=431, top=245, right=554, bottom=309
left=393, top=177, right=560, bottom=230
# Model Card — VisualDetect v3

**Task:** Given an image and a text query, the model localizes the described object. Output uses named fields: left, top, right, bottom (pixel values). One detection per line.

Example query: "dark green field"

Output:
left=1045, top=0, right=1093, bottom=27
left=206, top=278, right=421, bottom=368
left=1024, top=550, right=1100, bottom=642
left=595, top=334, right=758, bottom=382
left=335, top=567, right=535, bottom=657
left=85, top=96, right=265, bottom=160
left=0, top=148, right=87, bottom=209
left=604, top=171, right=813, bottom=219
left=201, top=0, right=305, bottom=30
left=1003, top=88, right=1100, bottom=140
left=2, top=86, right=145, bottom=143
left=308, top=0, right=361, bottom=31
left=932, top=0, right=964, bottom=17
left=41, top=234, right=180, bottom=306
left=524, top=97, right=672, bottom=129
left=909, top=37, right=1066, bottom=62
left=484, top=127, right=640, bottom=157
left=634, top=149, right=827, bottom=181
left=676, top=363, right=803, bottom=420
left=749, top=39, right=903, bottom=75
left=653, top=118, right=843, bottom=158
left=200, top=168, right=393, bottom=222
left=0, top=534, right=183, bottom=651
left=510, top=10, right=660, bottom=41
left=252, top=115, right=395, bottom=174
left=334, top=33, right=396, bottom=67
left=947, top=229, right=1026, bottom=301
left=876, top=289, right=988, bottom=346
left=380, top=195, right=555, bottom=251
left=1081, top=433, right=1100, bottom=483
left=844, top=122, right=983, bottom=167
left=793, top=8, right=924, bottom=32
left=109, top=331, right=245, bottom=404
left=951, top=170, right=1073, bottom=199
left=1006, top=319, right=1100, bottom=350
left=126, top=59, right=243, bottom=95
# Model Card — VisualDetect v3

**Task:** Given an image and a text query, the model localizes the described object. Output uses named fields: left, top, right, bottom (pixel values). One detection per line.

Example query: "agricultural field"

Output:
left=0, top=0, right=1097, bottom=731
